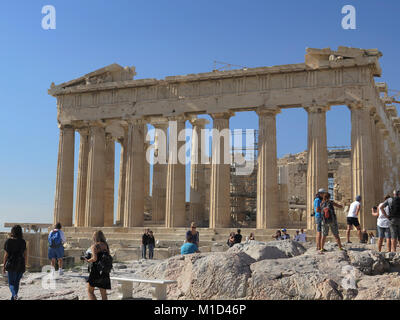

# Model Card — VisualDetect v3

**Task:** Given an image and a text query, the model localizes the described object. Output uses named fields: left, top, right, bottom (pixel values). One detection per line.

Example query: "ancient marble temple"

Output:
left=48, top=46, right=400, bottom=231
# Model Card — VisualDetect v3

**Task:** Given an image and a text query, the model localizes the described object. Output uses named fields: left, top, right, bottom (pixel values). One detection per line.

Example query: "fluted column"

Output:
left=209, top=112, right=232, bottom=229
left=152, top=123, right=168, bottom=223
left=350, top=103, right=375, bottom=229
left=54, top=125, right=75, bottom=226
left=306, top=105, right=329, bottom=231
left=256, top=107, right=280, bottom=229
left=74, top=128, right=89, bottom=227
left=144, top=125, right=150, bottom=198
left=85, top=125, right=106, bottom=227
left=370, top=111, right=382, bottom=204
left=124, top=120, right=145, bottom=227
left=104, top=134, right=115, bottom=227
left=189, top=118, right=209, bottom=226
left=165, top=117, right=187, bottom=228
left=116, top=129, right=128, bottom=226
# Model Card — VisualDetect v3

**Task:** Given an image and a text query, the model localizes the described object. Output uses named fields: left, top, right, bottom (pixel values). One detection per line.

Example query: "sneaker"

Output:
left=320, top=248, right=328, bottom=252
left=59, top=269, right=64, bottom=276
left=346, top=241, right=352, bottom=244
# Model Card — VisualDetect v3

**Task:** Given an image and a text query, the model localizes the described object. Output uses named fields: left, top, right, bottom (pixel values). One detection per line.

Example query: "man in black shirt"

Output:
left=141, top=229, right=149, bottom=259
left=234, top=229, right=242, bottom=244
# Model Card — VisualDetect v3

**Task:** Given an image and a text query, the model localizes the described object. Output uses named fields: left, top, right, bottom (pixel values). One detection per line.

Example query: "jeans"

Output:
left=141, top=244, right=147, bottom=259
left=7, top=271, right=23, bottom=300
left=148, top=244, right=154, bottom=259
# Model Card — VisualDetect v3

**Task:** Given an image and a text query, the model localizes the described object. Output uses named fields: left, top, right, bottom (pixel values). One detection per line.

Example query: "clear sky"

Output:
left=0, top=0, right=399, bottom=230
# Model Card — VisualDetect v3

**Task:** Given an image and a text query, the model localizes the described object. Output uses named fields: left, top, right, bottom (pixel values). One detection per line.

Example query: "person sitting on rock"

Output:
left=272, top=230, right=283, bottom=240
left=186, top=222, right=199, bottom=247
left=281, top=229, right=290, bottom=240
left=248, top=233, right=255, bottom=241
left=227, top=232, right=236, bottom=247
left=181, top=233, right=200, bottom=255
left=234, top=229, right=242, bottom=244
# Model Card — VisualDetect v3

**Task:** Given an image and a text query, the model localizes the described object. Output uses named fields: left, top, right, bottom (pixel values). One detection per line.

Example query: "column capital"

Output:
left=166, top=114, right=187, bottom=122
left=76, top=127, right=89, bottom=136
left=210, top=111, right=234, bottom=120
left=125, top=117, right=146, bottom=126
left=152, top=121, right=169, bottom=129
left=189, top=117, right=209, bottom=127
left=347, top=101, right=367, bottom=111
left=58, top=123, right=75, bottom=130
left=256, top=106, right=281, bottom=116
left=304, top=104, right=330, bottom=113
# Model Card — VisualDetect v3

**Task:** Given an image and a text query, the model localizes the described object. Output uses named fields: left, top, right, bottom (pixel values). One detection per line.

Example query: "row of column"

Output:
left=54, top=102, right=391, bottom=230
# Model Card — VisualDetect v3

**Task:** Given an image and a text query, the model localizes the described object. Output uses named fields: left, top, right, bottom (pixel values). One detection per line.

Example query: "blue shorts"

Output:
left=377, top=226, right=391, bottom=239
left=48, top=246, right=64, bottom=260
left=315, top=216, right=322, bottom=233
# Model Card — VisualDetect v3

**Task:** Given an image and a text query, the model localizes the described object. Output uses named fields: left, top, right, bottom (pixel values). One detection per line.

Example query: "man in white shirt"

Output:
left=346, top=195, right=362, bottom=244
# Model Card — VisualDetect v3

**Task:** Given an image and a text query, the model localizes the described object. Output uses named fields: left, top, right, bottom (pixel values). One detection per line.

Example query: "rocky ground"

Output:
left=2, top=240, right=400, bottom=300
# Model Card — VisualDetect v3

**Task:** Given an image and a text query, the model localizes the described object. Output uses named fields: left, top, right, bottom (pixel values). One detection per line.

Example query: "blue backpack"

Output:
left=48, top=230, right=63, bottom=248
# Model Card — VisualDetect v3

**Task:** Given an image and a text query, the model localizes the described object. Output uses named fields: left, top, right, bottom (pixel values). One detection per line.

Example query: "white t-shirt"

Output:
left=298, top=233, right=306, bottom=242
left=347, top=201, right=361, bottom=218
left=377, top=202, right=390, bottom=228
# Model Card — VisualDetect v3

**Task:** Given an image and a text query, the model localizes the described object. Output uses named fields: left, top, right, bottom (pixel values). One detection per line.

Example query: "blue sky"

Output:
left=0, top=0, right=399, bottom=230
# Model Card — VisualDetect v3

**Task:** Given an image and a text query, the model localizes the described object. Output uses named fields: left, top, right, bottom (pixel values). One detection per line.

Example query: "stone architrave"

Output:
left=189, top=118, right=209, bottom=226
left=116, top=128, right=128, bottom=226
left=305, top=105, right=329, bottom=231
left=104, top=134, right=115, bottom=227
left=209, top=112, right=232, bottom=229
left=256, top=107, right=280, bottom=229
left=152, top=123, right=168, bottom=223
left=54, top=125, right=75, bottom=226
left=124, top=120, right=145, bottom=227
left=85, top=125, right=106, bottom=227
left=74, top=128, right=89, bottom=227
left=350, top=103, right=375, bottom=229
left=165, top=117, right=187, bottom=228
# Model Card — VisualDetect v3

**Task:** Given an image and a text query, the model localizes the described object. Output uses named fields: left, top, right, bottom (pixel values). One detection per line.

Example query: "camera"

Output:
left=80, top=251, right=92, bottom=261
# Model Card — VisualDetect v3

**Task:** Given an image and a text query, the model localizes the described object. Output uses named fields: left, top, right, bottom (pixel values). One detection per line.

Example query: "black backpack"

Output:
left=390, top=197, right=400, bottom=219
left=96, top=251, right=113, bottom=275
left=321, top=201, right=334, bottom=223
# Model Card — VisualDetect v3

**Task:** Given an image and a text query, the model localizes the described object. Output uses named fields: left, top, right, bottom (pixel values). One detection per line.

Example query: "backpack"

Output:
left=390, top=197, right=400, bottom=219
left=48, top=230, right=62, bottom=248
left=97, top=251, right=113, bottom=275
left=321, top=201, right=334, bottom=223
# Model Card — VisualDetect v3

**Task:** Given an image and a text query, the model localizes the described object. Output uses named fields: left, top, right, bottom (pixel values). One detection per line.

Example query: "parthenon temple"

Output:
left=49, top=46, right=400, bottom=232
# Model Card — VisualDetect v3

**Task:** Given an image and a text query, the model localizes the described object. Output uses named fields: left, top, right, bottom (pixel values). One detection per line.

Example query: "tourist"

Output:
left=181, top=233, right=200, bottom=255
left=2, top=225, right=26, bottom=300
left=369, top=232, right=376, bottom=245
left=373, top=197, right=392, bottom=252
left=141, top=229, right=149, bottom=259
left=313, top=189, right=325, bottom=250
left=248, top=233, right=255, bottom=241
left=186, top=222, right=199, bottom=247
left=272, top=230, right=282, bottom=240
left=148, top=230, right=155, bottom=260
left=380, top=190, right=400, bottom=252
left=86, top=230, right=112, bottom=300
left=281, top=228, right=290, bottom=240
left=320, top=193, right=344, bottom=252
left=294, top=230, right=306, bottom=242
left=346, top=195, right=362, bottom=243
left=48, top=222, right=66, bottom=276
left=234, top=229, right=242, bottom=244
left=227, top=232, right=236, bottom=247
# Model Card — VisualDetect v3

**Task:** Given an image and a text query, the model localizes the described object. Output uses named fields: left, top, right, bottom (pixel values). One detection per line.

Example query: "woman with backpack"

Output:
left=85, top=230, right=112, bottom=300
left=2, top=225, right=26, bottom=300
left=319, top=193, right=344, bottom=253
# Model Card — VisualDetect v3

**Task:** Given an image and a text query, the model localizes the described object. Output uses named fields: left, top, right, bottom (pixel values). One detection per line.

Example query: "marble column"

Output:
left=370, top=111, right=382, bottom=204
left=85, top=125, right=106, bottom=227
left=54, top=125, right=75, bottom=226
left=209, top=112, right=232, bottom=229
left=144, top=125, right=150, bottom=198
left=74, top=128, right=89, bottom=227
left=152, top=123, right=168, bottom=223
left=305, top=105, right=329, bottom=231
left=116, top=130, right=128, bottom=226
left=189, top=118, right=208, bottom=226
left=350, top=103, right=375, bottom=229
left=165, top=117, right=187, bottom=228
left=124, top=120, right=145, bottom=227
left=256, top=107, right=280, bottom=229
left=104, top=134, right=115, bottom=227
